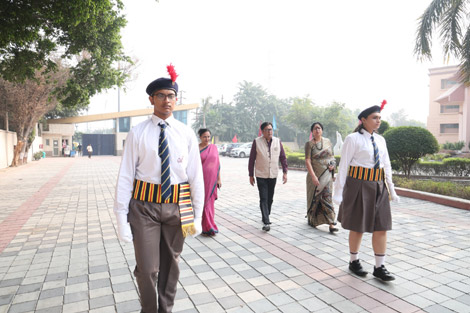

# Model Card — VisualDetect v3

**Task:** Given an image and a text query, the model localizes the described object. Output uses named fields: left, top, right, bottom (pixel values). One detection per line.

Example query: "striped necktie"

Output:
left=371, top=135, right=380, bottom=169
left=159, top=122, right=171, bottom=201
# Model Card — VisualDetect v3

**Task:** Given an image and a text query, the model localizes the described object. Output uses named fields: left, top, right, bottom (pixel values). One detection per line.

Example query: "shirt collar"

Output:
left=151, top=114, right=175, bottom=127
left=361, top=130, right=374, bottom=139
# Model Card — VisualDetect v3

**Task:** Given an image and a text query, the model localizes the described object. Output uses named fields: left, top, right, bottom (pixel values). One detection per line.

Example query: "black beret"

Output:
left=358, top=105, right=381, bottom=120
left=146, top=78, right=178, bottom=96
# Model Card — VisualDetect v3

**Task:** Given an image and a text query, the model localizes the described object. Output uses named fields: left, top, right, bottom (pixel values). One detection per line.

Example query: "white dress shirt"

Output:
left=114, top=114, right=204, bottom=232
left=333, top=131, right=398, bottom=204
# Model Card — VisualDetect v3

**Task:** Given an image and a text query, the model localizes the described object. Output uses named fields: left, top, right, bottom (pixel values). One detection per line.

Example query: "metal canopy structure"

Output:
left=47, top=103, right=199, bottom=124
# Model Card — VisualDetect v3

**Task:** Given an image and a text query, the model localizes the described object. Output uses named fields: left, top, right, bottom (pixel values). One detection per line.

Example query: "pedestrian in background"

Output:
left=86, top=144, right=93, bottom=158
left=198, top=128, right=221, bottom=237
left=305, top=122, right=338, bottom=233
left=248, top=122, right=288, bottom=232
left=333, top=101, right=399, bottom=282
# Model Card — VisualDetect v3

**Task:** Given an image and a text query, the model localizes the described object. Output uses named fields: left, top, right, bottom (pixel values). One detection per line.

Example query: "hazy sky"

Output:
left=86, top=0, right=454, bottom=128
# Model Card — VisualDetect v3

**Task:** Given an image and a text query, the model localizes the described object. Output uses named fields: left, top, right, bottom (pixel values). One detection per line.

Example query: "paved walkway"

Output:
left=0, top=156, right=469, bottom=313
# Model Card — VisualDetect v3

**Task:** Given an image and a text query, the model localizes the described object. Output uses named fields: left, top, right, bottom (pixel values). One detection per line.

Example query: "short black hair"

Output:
left=198, top=128, right=211, bottom=137
left=310, top=122, right=323, bottom=132
left=260, top=122, right=273, bottom=131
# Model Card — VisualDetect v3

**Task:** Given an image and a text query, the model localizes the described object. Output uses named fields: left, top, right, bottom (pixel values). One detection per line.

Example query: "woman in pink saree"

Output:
left=198, top=129, right=221, bottom=236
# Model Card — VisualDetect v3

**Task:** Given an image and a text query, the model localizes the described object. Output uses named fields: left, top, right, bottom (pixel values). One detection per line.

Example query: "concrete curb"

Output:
left=396, top=187, right=470, bottom=210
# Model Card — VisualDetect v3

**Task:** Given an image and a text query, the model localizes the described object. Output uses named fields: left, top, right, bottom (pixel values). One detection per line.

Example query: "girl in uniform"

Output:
left=333, top=101, right=399, bottom=281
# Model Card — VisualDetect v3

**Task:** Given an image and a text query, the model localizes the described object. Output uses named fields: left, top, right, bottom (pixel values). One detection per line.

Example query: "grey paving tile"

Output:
left=230, top=281, right=256, bottom=293
left=217, top=295, right=245, bottom=310
left=8, top=300, right=36, bottom=313
left=116, top=299, right=141, bottom=313
left=64, top=291, right=88, bottom=304
left=16, top=282, right=42, bottom=294
left=0, top=294, right=13, bottom=306
left=35, top=306, right=62, bottom=313
left=45, top=272, right=68, bottom=282
left=67, top=275, right=89, bottom=285
left=424, top=304, right=457, bottom=313
left=247, top=298, right=277, bottom=313
left=89, top=278, right=111, bottom=290
left=0, top=278, right=22, bottom=288
left=39, top=287, right=64, bottom=299
left=90, top=265, right=109, bottom=274
left=331, top=300, right=364, bottom=313
left=189, top=291, right=215, bottom=305
left=277, top=302, right=309, bottom=313
left=112, top=281, right=136, bottom=293
left=90, top=295, right=115, bottom=309
left=456, top=294, right=470, bottom=306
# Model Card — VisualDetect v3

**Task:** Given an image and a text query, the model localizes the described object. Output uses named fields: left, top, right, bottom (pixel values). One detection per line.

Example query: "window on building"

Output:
left=119, top=117, right=130, bottom=132
left=440, top=104, right=460, bottom=113
left=440, top=123, right=459, bottom=133
left=46, top=139, right=50, bottom=146
left=441, top=79, right=458, bottom=89
left=173, top=110, right=188, bottom=124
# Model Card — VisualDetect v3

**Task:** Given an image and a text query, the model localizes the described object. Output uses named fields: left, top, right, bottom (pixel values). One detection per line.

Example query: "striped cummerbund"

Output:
left=348, top=166, right=384, bottom=181
left=132, top=179, right=184, bottom=204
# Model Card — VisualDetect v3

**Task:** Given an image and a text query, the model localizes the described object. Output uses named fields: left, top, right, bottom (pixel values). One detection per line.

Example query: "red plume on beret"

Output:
left=380, top=100, right=387, bottom=111
left=167, top=63, right=178, bottom=85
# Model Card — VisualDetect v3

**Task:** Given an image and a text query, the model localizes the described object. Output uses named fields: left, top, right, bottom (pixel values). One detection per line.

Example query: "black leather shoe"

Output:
left=329, top=227, right=339, bottom=233
left=349, top=260, right=368, bottom=277
left=262, top=224, right=270, bottom=231
left=373, top=265, right=395, bottom=281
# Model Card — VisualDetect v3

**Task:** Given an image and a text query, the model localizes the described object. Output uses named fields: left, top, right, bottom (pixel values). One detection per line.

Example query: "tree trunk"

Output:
left=11, top=139, right=24, bottom=167
left=23, top=144, right=29, bottom=164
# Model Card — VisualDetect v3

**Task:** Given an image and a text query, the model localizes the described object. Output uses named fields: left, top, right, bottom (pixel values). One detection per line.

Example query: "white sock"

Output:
left=350, top=252, right=359, bottom=262
left=375, top=253, right=385, bottom=268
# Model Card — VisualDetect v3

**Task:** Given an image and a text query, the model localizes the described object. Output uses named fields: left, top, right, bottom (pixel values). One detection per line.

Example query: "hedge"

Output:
left=411, top=158, right=470, bottom=176
left=286, top=152, right=469, bottom=177
left=393, top=177, right=470, bottom=200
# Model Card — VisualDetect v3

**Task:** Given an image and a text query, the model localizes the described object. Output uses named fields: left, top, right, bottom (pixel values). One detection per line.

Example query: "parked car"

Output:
left=230, top=142, right=252, bottom=158
left=223, top=143, right=243, bottom=156
left=216, top=144, right=227, bottom=155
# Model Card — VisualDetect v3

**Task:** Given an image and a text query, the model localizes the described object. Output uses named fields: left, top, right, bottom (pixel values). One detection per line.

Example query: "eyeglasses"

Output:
left=153, top=93, right=176, bottom=101
left=313, top=127, right=322, bottom=131
left=263, top=128, right=273, bottom=132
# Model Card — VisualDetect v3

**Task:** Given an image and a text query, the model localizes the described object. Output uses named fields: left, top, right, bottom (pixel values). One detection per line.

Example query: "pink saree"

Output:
left=200, top=144, right=220, bottom=235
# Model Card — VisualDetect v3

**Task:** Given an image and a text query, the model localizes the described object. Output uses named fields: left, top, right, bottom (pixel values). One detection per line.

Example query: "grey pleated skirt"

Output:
left=337, top=176, right=392, bottom=233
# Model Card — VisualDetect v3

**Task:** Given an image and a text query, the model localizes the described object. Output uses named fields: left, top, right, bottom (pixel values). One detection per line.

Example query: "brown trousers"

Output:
left=128, top=199, right=185, bottom=313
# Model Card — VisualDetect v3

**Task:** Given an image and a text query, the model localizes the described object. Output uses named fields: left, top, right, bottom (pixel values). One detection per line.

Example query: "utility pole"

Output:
left=179, top=90, right=185, bottom=105
left=116, top=86, right=121, bottom=133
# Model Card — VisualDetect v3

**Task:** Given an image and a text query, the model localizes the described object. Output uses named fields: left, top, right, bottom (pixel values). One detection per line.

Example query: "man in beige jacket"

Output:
left=248, top=122, right=288, bottom=231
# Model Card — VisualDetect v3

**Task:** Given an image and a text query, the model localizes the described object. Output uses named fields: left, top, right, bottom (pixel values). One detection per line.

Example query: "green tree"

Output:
left=389, top=109, right=426, bottom=127
left=199, top=96, right=212, bottom=128
left=384, top=126, right=439, bottom=178
left=0, top=64, right=69, bottom=165
left=378, top=120, right=390, bottom=134
left=0, top=0, right=129, bottom=166
left=192, top=101, right=238, bottom=142
left=415, top=0, right=470, bottom=83
left=285, top=96, right=318, bottom=145
left=234, top=81, right=273, bottom=142
left=319, top=102, right=357, bottom=145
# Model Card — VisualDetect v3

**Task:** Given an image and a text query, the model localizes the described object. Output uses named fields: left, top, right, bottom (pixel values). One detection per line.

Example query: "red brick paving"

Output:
left=0, top=162, right=73, bottom=253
